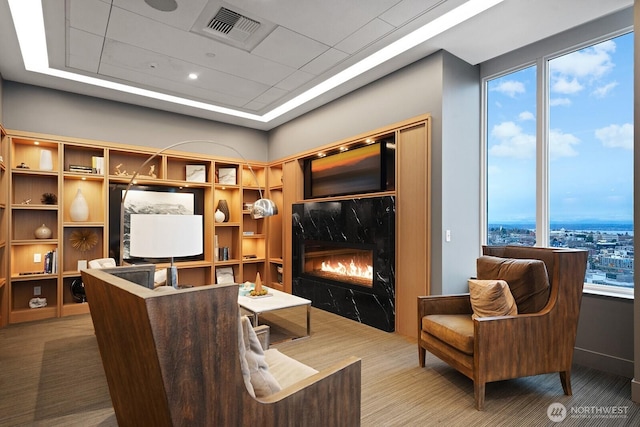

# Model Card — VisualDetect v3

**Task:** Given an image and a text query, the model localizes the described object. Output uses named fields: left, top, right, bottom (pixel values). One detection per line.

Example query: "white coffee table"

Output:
left=238, top=288, right=311, bottom=338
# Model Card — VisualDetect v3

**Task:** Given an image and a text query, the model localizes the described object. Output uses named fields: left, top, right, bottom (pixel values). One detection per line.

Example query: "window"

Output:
left=485, top=32, right=633, bottom=293
left=486, top=65, right=537, bottom=246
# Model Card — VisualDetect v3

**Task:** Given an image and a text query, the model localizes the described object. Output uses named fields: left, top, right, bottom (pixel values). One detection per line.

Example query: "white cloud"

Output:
left=549, top=129, right=580, bottom=159
left=552, top=77, right=583, bottom=94
left=595, top=123, right=633, bottom=150
left=551, top=40, right=615, bottom=79
left=489, top=121, right=536, bottom=159
left=519, top=111, right=535, bottom=121
left=591, top=81, right=618, bottom=98
left=491, top=80, right=525, bottom=97
left=550, top=39, right=616, bottom=96
left=550, top=97, right=571, bottom=107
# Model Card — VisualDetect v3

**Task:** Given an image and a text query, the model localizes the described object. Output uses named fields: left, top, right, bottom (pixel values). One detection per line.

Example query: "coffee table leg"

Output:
left=306, top=304, right=311, bottom=337
left=253, top=312, right=259, bottom=327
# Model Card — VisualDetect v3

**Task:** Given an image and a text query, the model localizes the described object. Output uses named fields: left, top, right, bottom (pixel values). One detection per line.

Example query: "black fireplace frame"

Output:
left=292, top=196, right=395, bottom=332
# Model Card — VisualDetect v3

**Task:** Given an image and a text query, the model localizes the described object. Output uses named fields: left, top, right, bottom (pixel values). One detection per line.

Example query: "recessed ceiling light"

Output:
left=8, top=0, right=506, bottom=124
left=34, top=141, right=40, bottom=145
left=144, top=0, right=177, bottom=12
left=188, top=73, right=198, bottom=80
left=339, top=147, right=348, bottom=152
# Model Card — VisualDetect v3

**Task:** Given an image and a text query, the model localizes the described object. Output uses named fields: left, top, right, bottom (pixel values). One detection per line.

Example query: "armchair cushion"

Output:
left=468, top=279, right=518, bottom=319
left=264, top=349, right=319, bottom=389
left=476, top=256, right=550, bottom=313
left=422, top=314, right=474, bottom=355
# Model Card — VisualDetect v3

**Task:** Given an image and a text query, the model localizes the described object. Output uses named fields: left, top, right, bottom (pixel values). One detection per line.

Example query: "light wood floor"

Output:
left=0, top=308, right=638, bottom=426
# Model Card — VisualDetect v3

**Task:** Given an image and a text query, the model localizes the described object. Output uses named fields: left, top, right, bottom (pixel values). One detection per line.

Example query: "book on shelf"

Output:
left=69, top=164, right=94, bottom=173
left=91, top=156, right=104, bottom=174
left=43, top=249, right=58, bottom=274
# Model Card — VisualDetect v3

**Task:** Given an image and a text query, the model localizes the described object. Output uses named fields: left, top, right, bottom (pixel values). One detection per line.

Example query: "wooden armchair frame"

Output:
left=82, top=269, right=361, bottom=426
left=418, top=246, right=588, bottom=410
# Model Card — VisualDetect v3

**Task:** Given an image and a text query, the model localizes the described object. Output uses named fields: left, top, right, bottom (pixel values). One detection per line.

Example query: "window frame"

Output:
left=481, top=27, right=634, bottom=299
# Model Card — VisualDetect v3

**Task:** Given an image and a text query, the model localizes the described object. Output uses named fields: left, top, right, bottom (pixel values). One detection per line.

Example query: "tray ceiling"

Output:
left=0, top=0, right=632, bottom=130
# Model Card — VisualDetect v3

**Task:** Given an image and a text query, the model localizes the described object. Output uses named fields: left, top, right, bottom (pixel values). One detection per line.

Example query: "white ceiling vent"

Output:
left=205, top=7, right=260, bottom=42
left=191, top=2, right=275, bottom=52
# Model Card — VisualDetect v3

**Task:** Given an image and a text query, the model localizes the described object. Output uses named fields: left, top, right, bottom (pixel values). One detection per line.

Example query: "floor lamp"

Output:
left=119, top=139, right=279, bottom=269
left=129, top=214, right=203, bottom=288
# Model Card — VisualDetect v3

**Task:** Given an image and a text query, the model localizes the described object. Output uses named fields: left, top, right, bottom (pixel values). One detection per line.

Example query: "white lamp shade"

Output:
left=130, top=214, right=203, bottom=258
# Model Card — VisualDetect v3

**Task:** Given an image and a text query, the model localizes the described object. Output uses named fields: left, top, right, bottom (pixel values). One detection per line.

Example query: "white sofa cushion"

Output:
left=264, top=349, right=319, bottom=389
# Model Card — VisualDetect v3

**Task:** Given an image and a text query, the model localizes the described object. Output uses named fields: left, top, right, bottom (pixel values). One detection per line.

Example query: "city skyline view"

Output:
left=486, top=31, right=633, bottom=288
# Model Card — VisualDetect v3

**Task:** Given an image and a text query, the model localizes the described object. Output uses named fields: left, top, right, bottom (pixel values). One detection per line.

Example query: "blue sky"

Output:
left=487, top=31, right=633, bottom=225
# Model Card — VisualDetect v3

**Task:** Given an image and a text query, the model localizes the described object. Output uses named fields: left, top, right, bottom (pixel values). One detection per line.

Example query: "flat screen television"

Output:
left=304, top=137, right=395, bottom=199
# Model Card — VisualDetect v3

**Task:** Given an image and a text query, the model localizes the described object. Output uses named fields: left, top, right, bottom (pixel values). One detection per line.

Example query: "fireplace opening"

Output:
left=302, top=241, right=374, bottom=288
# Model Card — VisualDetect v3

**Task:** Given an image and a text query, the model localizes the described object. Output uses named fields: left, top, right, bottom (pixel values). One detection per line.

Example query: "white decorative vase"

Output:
left=70, top=188, right=89, bottom=221
left=39, top=149, right=53, bottom=171
left=214, top=209, right=225, bottom=223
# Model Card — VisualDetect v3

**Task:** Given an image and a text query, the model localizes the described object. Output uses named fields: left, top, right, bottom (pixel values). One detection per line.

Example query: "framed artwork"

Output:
left=218, top=167, right=237, bottom=185
left=186, top=164, right=206, bottom=182
left=122, top=189, right=194, bottom=260
left=216, top=266, right=235, bottom=284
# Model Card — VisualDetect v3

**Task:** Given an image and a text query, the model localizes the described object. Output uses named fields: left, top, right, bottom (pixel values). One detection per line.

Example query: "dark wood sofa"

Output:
left=82, top=268, right=361, bottom=426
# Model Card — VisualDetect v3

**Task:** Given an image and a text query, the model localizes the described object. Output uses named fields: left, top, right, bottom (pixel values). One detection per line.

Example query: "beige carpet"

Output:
left=0, top=309, right=638, bottom=426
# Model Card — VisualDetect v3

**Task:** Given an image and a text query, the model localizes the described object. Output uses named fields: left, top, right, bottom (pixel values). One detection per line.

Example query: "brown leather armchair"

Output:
left=418, top=246, right=588, bottom=410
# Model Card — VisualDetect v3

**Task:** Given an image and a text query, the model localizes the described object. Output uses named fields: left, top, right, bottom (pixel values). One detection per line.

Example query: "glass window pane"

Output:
left=486, top=65, right=537, bottom=246
left=548, top=32, right=633, bottom=288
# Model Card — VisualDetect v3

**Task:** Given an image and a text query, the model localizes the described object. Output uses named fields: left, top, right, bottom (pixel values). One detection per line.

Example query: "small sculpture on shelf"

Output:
left=114, top=163, right=127, bottom=176
left=69, top=229, right=99, bottom=252
left=41, top=192, right=57, bottom=205
left=16, top=162, right=29, bottom=169
left=148, top=165, right=157, bottom=179
left=21, top=198, right=32, bottom=205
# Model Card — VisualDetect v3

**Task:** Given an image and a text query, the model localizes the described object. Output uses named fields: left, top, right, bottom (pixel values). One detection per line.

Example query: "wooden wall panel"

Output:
left=282, top=159, right=303, bottom=293
left=396, top=121, right=431, bottom=337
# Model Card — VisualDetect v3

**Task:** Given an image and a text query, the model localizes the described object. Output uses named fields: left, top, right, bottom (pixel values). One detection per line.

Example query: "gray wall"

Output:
left=269, top=50, right=482, bottom=297
left=481, top=7, right=635, bottom=378
left=2, top=82, right=269, bottom=161
left=268, top=53, right=444, bottom=161
left=438, top=52, right=481, bottom=294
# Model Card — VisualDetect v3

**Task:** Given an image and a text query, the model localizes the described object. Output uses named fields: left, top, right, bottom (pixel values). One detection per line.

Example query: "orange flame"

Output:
left=320, top=259, right=373, bottom=281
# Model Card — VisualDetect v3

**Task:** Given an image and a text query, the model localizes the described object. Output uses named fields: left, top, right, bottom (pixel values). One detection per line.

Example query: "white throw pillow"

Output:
left=238, top=315, right=281, bottom=397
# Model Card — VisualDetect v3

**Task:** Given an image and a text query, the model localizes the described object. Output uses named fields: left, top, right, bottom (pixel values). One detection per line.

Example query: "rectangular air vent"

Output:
left=205, top=7, right=260, bottom=42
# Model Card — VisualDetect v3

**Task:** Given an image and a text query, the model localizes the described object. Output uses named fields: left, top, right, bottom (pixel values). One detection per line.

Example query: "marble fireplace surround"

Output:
left=292, top=196, right=395, bottom=332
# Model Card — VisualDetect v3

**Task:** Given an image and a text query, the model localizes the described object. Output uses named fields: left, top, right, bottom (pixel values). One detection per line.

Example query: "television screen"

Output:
left=307, top=142, right=384, bottom=198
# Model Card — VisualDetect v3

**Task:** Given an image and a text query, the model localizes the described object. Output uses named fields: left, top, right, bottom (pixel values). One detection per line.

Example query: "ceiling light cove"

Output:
left=8, top=0, right=505, bottom=125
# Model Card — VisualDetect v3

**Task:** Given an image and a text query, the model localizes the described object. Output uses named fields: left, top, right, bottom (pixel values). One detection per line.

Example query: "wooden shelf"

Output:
left=2, top=130, right=276, bottom=324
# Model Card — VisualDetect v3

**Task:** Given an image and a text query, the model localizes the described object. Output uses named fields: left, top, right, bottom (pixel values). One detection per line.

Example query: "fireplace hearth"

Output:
left=292, top=196, right=395, bottom=332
